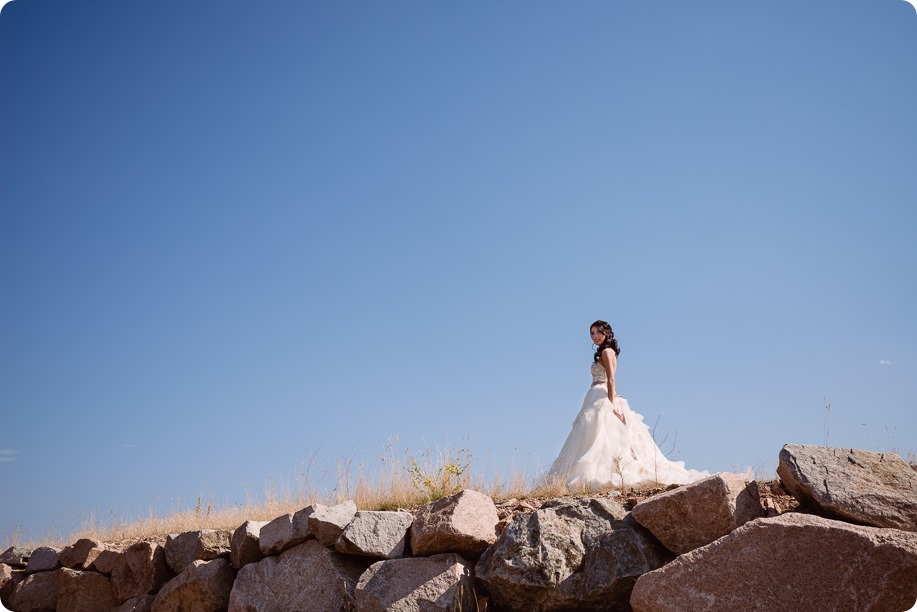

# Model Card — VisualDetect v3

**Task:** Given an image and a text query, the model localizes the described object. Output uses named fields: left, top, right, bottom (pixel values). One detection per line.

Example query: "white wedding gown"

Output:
left=548, top=361, right=710, bottom=488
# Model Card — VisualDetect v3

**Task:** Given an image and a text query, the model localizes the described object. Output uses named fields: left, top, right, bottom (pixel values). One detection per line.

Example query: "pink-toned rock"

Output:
left=230, top=520, right=267, bottom=569
left=164, top=529, right=231, bottom=574
left=24, top=546, right=61, bottom=574
left=1, top=563, right=27, bottom=608
left=308, top=500, right=357, bottom=546
left=59, top=538, right=105, bottom=569
left=228, top=539, right=364, bottom=612
left=0, top=546, right=31, bottom=568
left=630, top=513, right=917, bottom=612
left=631, top=473, right=765, bottom=554
left=115, top=594, right=155, bottom=612
left=258, top=506, right=314, bottom=556
left=410, top=489, right=499, bottom=558
left=151, top=558, right=235, bottom=612
left=111, top=541, right=171, bottom=604
left=355, top=553, right=476, bottom=612
left=778, top=444, right=917, bottom=531
left=9, top=568, right=60, bottom=612
left=336, top=510, right=413, bottom=559
left=58, top=568, right=116, bottom=612
left=90, top=549, right=121, bottom=575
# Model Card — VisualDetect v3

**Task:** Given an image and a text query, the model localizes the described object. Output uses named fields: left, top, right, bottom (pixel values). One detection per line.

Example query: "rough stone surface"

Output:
left=0, top=546, right=31, bottom=568
left=411, top=489, right=499, bottom=558
left=630, top=513, right=917, bottom=612
left=1, top=563, right=27, bottom=607
left=355, top=553, right=476, bottom=612
left=778, top=444, right=917, bottom=531
left=90, top=549, right=121, bottom=575
left=151, top=558, right=235, bottom=612
left=258, top=506, right=314, bottom=556
left=476, top=497, right=671, bottom=611
left=230, top=520, right=267, bottom=570
left=116, top=594, right=156, bottom=612
left=58, top=568, right=116, bottom=612
left=59, top=538, right=105, bottom=569
left=336, top=510, right=413, bottom=559
left=229, top=539, right=365, bottom=612
left=111, top=541, right=171, bottom=604
left=631, top=473, right=765, bottom=554
left=308, top=500, right=357, bottom=546
left=24, top=546, right=61, bottom=574
left=164, top=529, right=231, bottom=574
left=9, top=568, right=61, bottom=612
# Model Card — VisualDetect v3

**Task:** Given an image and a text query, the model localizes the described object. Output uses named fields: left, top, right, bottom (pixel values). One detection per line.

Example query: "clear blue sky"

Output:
left=2, top=0, right=915, bottom=543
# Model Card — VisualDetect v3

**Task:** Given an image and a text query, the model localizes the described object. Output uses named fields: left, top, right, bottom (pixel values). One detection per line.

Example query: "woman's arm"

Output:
left=602, top=349, right=625, bottom=424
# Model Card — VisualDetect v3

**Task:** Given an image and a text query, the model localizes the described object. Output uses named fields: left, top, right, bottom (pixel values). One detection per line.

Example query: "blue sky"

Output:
left=2, top=0, right=916, bottom=543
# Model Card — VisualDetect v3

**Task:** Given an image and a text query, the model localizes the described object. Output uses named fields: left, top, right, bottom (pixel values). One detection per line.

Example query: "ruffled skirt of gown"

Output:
left=548, top=385, right=710, bottom=488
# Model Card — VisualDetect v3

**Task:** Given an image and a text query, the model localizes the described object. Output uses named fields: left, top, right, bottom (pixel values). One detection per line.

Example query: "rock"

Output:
left=90, top=549, right=121, bottom=575
left=631, top=473, right=765, bottom=554
left=230, top=520, right=267, bottom=570
left=0, top=546, right=31, bottom=568
left=258, top=506, right=314, bottom=556
left=336, top=510, right=413, bottom=559
left=410, top=489, right=499, bottom=558
left=355, top=553, right=476, bottom=611
left=151, top=558, right=235, bottom=612
left=1, top=563, right=27, bottom=607
left=24, top=546, right=60, bottom=573
left=308, top=500, right=358, bottom=546
left=164, top=529, right=231, bottom=574
left=115, top=594, right=156, bottom=612
left=630, top=513, right=917, bottom=612
left=228, top=539, right=365, bottom=612
left=777, top=444, right=917, bottom=531
left=9, top=568, right=60, bottom=612
left=59, top=538, right=105, bottom=569
left=111, top=541, right=171, bottom=604
left=58, top=568, right=116, bottom=612
left=476, top=497, right=671, bottom=611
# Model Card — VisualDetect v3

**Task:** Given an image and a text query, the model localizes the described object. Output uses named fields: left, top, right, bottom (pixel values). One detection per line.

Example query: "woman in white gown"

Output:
left=548, top=320, right=709, bottom=488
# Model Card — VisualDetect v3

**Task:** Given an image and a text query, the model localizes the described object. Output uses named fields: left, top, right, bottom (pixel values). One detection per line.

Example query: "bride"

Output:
left=548, top=320, right=710, bottom=488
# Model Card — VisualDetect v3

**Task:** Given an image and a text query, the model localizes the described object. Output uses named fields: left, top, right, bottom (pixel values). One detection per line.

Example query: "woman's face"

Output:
left=590, top=326, right=606, bottom=346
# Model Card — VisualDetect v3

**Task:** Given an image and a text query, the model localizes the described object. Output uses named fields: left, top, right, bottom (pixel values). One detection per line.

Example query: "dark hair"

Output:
left=591, top=320, right=621, bottom=362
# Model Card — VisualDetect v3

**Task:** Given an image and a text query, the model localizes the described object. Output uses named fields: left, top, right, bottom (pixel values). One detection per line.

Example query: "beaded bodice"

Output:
left=591, top=361, right=607, bottom=385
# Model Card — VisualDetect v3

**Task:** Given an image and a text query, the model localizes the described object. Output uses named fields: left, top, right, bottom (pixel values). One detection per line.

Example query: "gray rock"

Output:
left=24, top=546, right=60, bottom=574
left=151, top=558, right=235, bottom=612
left=57, top=568, right=116, bottom=612
left=258, top=506, right=315, bottom=556
left=90, top=549, right=121, bottom=575
left=336, top=510, right=413, bottom=559
left=164, top=529, right=231, bottom=574
left=476, top=497, right=671, bottom=611
left=410, top=489, right=499, bottom=558
left=9, top=568, right=60, bottom=612
left=777, top=444, right=917, bottom=531
left=228, top=539, right=365, bottom=612
left=308, top=500, right=357, bottom=546
left=630, top=513, right=917, bottom=612
left=115, top=594, right=156, bottom=612
left=0, top=546, right=31, bottom=568
left=631, top=473, right=765, bottom=554
left=230, top=520, right=267, bottom=569
left=59, top=538, right=105, bottom=569
left=111, top=541, right=171, bottom=604
left=355, top=553, right=476, bottom=612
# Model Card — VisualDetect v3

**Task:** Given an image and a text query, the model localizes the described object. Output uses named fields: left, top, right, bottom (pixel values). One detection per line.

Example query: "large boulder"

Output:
left=410, top=489, right=499, bottom=558
left=59, top=538, right=105, bottom=569
left=777, top=444, right=917, bottom=531
left=355, top=553, right=476, bottom=611
left=308, top=500, right=358, bottom=546
left=57, top=568, right=116, bottom=612
left=151, top=558, right=235, bottom=612
left=228, top=539, right=365, bottom=612
left=476, top=497, right=671, bottom=611
left=1, top=563, right=26, bottom=607
left=24, top=546, right=61, bottom=574
left=631, top=473, right=765, bottom=554
left=336, top=511, right=413, bottom=559
left=90, top=549, right=121, bottom=575
left=258, top=506, right=314, bottom=556
left=630, top=513, right=917, bottom=612
left=9, top=568, right=61, bottom=612
left=111, top=541, right=171, bottom=604
left=115, top=594, right=156, bottom=612
left=0, top=546, right=31, bottom=568
left=230, top=520, right=267, bottom=569
left=164, top=529, right=231, bottom=574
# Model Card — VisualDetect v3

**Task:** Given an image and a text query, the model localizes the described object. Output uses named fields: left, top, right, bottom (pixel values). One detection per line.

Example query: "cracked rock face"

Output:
left=777, top=444, right=917, bottom=531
